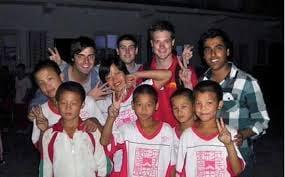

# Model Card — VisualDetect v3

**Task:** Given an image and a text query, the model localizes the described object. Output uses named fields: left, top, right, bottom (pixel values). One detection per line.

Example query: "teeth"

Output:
left=211, top=59, right=218, bottom=63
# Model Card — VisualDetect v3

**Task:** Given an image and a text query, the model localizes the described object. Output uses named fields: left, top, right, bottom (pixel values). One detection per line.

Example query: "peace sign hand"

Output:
left=182, top=44, right=194, bottom=66
left=108, top=92, right=123, bottom=119
left=177, top=56, right=193, bottom=89
left=32, top=105, right=48, bottom=131
left=48, top=47, right=63, bottom=65
left=216, top=118, right=233, bottom=146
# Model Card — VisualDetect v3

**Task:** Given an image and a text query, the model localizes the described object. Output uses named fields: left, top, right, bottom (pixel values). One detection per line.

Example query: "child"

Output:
left=170, top=88, right=196, bottom=155
left=30, top=60, right=107, bottom=176
left=97, top=58, right=171, bottom=176
left=42, top=81, right=108, bottom=177
left=101, top=84, right=176, bottom=177
left=176, top=80, right=245, bottom=177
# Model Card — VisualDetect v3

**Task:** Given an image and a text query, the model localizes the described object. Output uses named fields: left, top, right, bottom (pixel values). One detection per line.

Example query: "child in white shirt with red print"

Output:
left=176, top=80, right=245, bottom=177
left=101, top=84, right=176, bottom=177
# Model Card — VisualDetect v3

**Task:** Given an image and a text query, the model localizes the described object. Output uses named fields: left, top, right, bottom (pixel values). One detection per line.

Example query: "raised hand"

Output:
left=108, top=91, right=123, bottom=119
left=216, top=118, right=232, bottom=146
left=48, top=47, right=63, bottom=65
left=182, top=44, right=194, bottom=66
left=177, top=57, right=193, bottom=89
left=32, top=105, right=48, bottom=131
left=88, top=82, right=112, bottom=100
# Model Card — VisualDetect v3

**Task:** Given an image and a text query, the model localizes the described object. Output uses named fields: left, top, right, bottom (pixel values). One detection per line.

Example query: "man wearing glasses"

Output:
left=198, top=28, right=270, bottom=177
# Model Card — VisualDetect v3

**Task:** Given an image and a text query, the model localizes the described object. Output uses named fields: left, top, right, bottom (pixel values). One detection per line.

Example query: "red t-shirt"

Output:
left=140, top=55, right=198, bottom=127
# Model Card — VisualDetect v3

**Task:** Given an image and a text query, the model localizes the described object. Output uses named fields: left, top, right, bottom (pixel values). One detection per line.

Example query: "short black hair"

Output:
left=171, top=88, right=194, bottom=104
left=117, top=34, right=138, bottom=48
left=133, top=84, right=158, bottom=103
left=55, top=81, right=86, bottom=103
left=71, top=36, right=96, bottom=59
left=198, top=28, right=232, bottom=59
left=33, top=60, right=61, bottom=82
left=99, top=57, right=129, bottom=83
left=193, top=80, right=223, bottom=102
left=149, top=20, right=175, bottom=40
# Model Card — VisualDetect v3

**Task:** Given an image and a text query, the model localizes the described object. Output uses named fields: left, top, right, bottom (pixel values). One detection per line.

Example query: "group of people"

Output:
left=27, top=20, right=269, bottom=177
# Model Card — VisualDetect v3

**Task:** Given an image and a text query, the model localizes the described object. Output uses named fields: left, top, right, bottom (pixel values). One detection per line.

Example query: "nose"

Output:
left=65, top=103, right=72, bottom=110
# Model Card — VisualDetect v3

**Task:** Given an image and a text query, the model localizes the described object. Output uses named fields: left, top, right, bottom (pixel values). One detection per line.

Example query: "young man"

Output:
left=198, top=28, right=270, bottom=177
left=29, top=36, right=110, bottom=121
left=141, top=20, right=198, bottom=127
left=116, top=34, right=141, bottom=73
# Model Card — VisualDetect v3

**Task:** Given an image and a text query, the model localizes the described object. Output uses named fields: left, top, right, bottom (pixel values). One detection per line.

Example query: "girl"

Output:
left=176, top=80, right=245, bottom=177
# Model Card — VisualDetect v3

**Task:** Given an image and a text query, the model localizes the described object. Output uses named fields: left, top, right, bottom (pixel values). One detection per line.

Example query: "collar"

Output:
left=48, top=100, right=60, bottom=115
left=52, top=118, right=84, bottom=132
left=150, top=54, right=178, bottom=70
left=203, top=62, right=238, bottom=80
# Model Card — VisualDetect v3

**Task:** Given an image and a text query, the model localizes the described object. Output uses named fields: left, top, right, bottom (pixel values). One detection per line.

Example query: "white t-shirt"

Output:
left=32, top=96, right=105, bottom=145
left=15, top=76, right=32, bottom=104
left=42, top=121, right=107, bottom=177
left=176, top=126, right=245, bottom=177
left=109, top=121, right=176, bottom=177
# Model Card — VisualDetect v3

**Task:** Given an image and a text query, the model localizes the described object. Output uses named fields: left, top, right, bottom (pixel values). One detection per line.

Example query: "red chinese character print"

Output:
left=196, top=151, right=225, bottom=177
left=133, top=148, right=160, bottom=177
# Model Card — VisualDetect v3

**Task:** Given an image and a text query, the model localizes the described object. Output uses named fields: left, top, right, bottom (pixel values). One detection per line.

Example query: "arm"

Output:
left=42, top=129, right=53, bottom=177
left=93, top=130, right=108, bottom=177
left=131, top=70, right=172, bottom=89
left=234, top=79, right=270, bottom=146
left=100, top=92, right=121, bottom=146
left=217, top=118, right=243, bottom=175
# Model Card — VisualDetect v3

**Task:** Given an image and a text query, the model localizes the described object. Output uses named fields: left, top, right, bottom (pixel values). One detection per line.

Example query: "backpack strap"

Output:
left=48, top=132, right=58, bottom=163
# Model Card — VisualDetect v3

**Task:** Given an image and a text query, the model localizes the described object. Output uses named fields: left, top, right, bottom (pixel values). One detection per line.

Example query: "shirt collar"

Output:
left=203, top=62, right=238, bottom=80
left=52, top=118, right=84, bottom=132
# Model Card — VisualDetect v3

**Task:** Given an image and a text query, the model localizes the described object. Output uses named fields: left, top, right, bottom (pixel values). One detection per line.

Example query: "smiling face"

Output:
left=171, top=95, right=194, bottom=124
left=194, top=91, right=223, bottom=122
left=117, top=40, right=138, bottom=65
left=57, top=91, right=84, bottom=121
left=150, top=30, right=175, bottom=61
left=203, top=36, right=230, bottom=71
left=105, top=64, right=127, bottom=93
left=132, top=93, right=158, bottom=121
left=35, top=67, right=63, bottom=99
left=73, top=47, right=95, bottom=75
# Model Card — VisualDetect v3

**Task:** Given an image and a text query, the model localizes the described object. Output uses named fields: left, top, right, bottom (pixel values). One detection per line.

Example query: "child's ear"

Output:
left=218, top=100, right=223, bottom=110
left=59, top=73, right=64, bottom=82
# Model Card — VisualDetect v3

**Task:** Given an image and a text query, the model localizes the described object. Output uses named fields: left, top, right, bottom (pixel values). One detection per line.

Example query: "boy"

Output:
left=101, top=84, right=176, bottom=177
left=176, top=80, right=245, bottom=177
left=42, top=81, right=108, bottom=177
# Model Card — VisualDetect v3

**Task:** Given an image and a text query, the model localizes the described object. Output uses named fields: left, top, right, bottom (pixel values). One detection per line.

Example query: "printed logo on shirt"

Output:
left=196, top=151, right=225, bottom=177
left=166, top=82, right=177, bottom=89
left=115, top=109, right=137, bottom=128
left=133, top=148, right=160, bottom=177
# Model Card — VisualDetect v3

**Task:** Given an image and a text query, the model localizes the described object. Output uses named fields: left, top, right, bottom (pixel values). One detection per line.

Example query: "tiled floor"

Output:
left=0, top=127, right=283, bottom=177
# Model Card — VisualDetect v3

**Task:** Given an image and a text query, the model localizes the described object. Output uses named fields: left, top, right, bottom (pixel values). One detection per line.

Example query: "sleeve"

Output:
left=165, top=128, right=177, bottom=177
left=245, top=79, right=270, bottom=135
left=31, top=119, right=41, bottom=150
left=28, top=89, right=48, bottom=112
left=176, top=131, right=188, bottom=174
left=42, top=129, right=53, bottom=177
left=93, top=130, right=108, bottom=177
